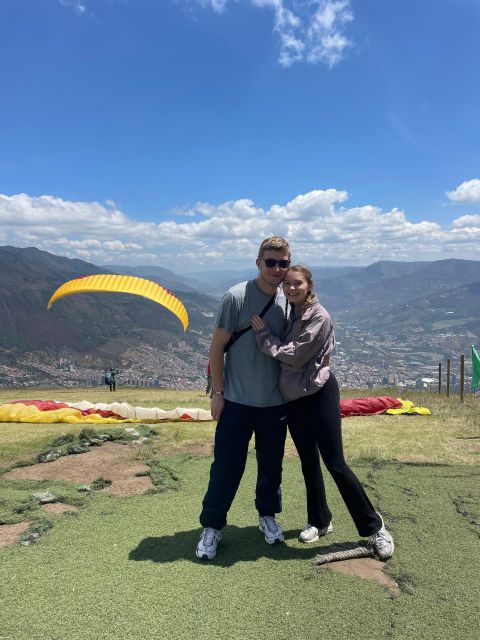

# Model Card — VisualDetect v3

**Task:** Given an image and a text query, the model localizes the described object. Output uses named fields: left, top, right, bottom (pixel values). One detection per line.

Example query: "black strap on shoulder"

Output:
left=223, top=294, right=276, bottom=353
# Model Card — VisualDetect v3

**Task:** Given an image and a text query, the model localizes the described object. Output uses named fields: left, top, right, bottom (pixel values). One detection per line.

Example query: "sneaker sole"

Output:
left=259, top=525, right=284, bottom=544
left=299, top=524, right=333, bottom=543
left=264, top=537, right=284, bottom=544
left=196, top=551, right=216, bottom=560
left=299, top=534, right=319, bottom=543
left=376, top=541, right=394, bottom=560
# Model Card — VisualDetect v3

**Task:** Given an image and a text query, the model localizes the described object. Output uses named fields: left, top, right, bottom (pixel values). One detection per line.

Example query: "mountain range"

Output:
left=0, top=245, right=217, bottom=363
left=315, top=259, right=480, bottom=333
left=0, top=245, right=479, bottom=387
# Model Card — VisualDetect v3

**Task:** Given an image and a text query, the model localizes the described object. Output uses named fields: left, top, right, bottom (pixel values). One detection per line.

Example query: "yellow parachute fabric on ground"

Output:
left=47, top=274, right=189, bottom=331
left=0, top=399, right=430, bottom=423
left=0, top=403, right=139, bottom=424
left=386, top=399, right=431, bottom=416
left=0, top=402, right=214, bottom=423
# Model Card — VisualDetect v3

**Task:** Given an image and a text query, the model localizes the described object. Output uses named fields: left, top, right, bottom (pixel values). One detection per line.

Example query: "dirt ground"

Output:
left=1, top=441, right=399, bottom=594
left=326, top=557, right=399, bottom=596
left=41, top=503, right=80, bottom=514
left=5, top=442, right=153, bottom=496
left=0, top=522, right=30, bottom=548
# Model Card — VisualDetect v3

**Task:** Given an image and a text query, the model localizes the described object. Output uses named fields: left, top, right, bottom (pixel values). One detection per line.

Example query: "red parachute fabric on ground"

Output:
left=340, top=396, right=402, bottom=417
left=7, top=399, right=121, bottom=419
left=8, top=396, right=403, bottom=420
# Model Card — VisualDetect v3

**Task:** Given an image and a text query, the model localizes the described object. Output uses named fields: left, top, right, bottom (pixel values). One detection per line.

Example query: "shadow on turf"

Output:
left=129, top=526, right=367, bottom=567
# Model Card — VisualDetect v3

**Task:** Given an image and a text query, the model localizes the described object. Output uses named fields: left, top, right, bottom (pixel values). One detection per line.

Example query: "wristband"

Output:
left=211, top=390, right=224, bottom=397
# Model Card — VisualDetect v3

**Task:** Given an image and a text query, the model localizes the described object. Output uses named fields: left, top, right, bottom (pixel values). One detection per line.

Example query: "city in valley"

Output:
left=0, top=322, right=474, bottom=393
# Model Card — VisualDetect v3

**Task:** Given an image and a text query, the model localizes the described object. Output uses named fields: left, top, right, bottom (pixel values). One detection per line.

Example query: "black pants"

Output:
left=287, top=374, right=381, bottom=537
left=200, top=400, right=287, bottom=530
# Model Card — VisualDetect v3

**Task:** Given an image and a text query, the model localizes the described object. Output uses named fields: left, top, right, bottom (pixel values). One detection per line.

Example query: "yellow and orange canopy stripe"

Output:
left=47, top=274, right=189, bottom=331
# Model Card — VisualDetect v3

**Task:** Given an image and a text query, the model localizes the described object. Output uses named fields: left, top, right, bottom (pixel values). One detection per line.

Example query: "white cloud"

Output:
left=305, top=1, right=353, bottom=67
left=57, top=0, right=354, bottom=67
left=184, top=0, right=354, bottom=68
left=446, top=179, right=480, bottom=204
left=198, top=0, right=229, bottom=10
left=58, top=0, right=87, bottom=15
left=2, top=189, right=480, bottom=270
left=451, top=214, right=480, bottom=228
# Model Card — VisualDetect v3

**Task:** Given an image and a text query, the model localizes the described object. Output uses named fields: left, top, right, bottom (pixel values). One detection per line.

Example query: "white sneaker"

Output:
left=368, top=517, right=394, bottom=560
left=259, top=516, right=284, bottom=544
left=299, top=521, right=333, bottom=543
left=196, top=527, right=222, bottom=560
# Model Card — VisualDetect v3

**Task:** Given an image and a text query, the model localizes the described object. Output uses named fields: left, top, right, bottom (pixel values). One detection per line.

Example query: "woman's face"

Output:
left=283, top=270, right=310, bottom=306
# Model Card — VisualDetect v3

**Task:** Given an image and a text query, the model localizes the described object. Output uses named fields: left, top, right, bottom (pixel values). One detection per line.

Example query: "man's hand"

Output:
left=210, top=393, right=225, bottom=421
left=209, top=327, right=231, bottom=422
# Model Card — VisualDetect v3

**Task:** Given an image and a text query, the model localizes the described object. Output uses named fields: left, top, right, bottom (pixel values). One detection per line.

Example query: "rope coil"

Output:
left=313, top=545, right=373, bottom=566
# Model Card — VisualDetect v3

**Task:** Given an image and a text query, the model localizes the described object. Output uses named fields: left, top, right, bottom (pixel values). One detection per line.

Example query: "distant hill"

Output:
left=317, top=259, right=480, bottom=323
left=1, top=246, right=480, bottom=388
left=316, top=260, right=427, bottom=304
left=189, top=265, right=358, bottom=296
left=358, top=277, right=480, bottom=332
left=0, top=246, right=218, bottom=360
left=103, top=264, right=206, bottom=293
left=185, top=269, right=257, bottom=296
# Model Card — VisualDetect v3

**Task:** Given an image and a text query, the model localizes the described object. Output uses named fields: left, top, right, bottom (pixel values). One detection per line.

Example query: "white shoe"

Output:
left=299, top=521, right=333, bottom=543
left=368, top=517, right=394, bottom=559
left=196, top=527, right=222, bottom=560
left=259, top=516, right=284, bottom=544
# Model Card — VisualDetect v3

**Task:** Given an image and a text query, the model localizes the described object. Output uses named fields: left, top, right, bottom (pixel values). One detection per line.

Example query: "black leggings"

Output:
left=287, top=374, right=381, bottom=537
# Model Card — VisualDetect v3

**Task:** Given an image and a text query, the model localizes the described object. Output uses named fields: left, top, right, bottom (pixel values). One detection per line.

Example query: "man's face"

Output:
left=256, top=249, right=291, bottom=288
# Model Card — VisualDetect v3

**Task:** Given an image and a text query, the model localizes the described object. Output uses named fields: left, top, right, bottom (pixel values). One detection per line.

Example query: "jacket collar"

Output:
left=290, top=295, right=318, bottom=321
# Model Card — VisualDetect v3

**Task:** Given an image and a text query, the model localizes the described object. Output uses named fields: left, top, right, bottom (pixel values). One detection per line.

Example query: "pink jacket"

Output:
left=254, top=296, right=335, bottom=401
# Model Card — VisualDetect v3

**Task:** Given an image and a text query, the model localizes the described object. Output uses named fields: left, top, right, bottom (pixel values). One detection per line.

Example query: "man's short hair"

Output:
left=258, top=236, right=290, bottom=258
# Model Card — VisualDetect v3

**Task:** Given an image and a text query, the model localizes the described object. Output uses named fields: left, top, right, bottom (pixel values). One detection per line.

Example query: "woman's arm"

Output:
left=251, top=311, right=333, bottom=369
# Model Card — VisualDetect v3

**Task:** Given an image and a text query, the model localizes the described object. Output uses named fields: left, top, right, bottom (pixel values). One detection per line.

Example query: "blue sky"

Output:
left=1, top=0, right=479, bottom=271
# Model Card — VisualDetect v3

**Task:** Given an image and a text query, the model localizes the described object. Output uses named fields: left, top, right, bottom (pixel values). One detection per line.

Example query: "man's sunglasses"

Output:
left=259, top=258, right=291, bottom=269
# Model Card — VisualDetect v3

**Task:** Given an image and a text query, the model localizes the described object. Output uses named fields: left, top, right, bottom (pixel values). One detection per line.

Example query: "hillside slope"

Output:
left=0, top=246, right=218, bottom=386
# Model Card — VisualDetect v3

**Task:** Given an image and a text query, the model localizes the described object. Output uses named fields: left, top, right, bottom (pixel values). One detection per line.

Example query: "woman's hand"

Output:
left=251, top=314, right=267, bottom=331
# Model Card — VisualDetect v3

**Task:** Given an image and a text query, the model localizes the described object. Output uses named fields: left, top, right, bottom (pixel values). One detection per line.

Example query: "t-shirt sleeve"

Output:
left=215, top=292, right=240, bottom=334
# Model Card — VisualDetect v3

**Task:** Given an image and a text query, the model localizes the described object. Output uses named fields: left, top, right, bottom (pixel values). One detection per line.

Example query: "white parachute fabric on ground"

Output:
left=68, top=401, right=213, bottom=422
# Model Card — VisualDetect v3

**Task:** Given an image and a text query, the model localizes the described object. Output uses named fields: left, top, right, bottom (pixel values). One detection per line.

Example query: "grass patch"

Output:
left=1, top=386, right=480, bottom=639
left=1, top=455, right=480, bottom=639
left=141, top=453, right=200, bottom=493
left=0, top=422, right=157, bottom=473
left=1, top=387, right=479, bottom=471
left=90, top=477, right=113, bottom=490
left=0, top=477, right=86, bottom=525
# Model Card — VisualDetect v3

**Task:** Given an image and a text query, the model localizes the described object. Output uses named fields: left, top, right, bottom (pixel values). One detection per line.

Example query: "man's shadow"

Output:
left=129, top=526, right=367, bottom=567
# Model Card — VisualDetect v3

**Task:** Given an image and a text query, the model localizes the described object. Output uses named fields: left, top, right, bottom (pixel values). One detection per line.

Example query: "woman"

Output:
left=251, top=265, right=394, bottom=559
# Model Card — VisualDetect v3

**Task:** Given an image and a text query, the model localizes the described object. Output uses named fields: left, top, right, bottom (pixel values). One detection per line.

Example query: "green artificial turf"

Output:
left=1, top=387, right=479, bottom=639
left=1, top=452, right=480, bottom=640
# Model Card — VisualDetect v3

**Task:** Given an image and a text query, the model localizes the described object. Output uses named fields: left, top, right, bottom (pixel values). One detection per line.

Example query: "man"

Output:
left=104, top=368, right=116, bottom=392
left=196, top=236, right=291, bottom=560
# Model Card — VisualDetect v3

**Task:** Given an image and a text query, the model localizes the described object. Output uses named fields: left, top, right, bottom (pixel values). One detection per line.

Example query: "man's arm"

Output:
left=209, top=327, right=232, bottom=421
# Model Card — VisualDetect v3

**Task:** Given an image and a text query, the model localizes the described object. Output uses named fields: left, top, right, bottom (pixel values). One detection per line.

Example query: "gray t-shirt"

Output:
left=216, top=279, right=286, bottom=407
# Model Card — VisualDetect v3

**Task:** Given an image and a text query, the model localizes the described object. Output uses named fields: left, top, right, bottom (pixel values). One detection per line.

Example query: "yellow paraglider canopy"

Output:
left=47, top=274, right=189, bottom=331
